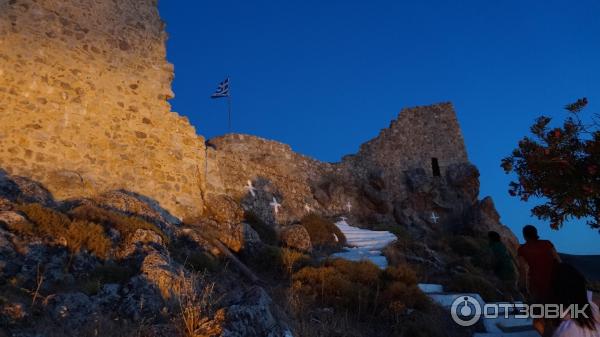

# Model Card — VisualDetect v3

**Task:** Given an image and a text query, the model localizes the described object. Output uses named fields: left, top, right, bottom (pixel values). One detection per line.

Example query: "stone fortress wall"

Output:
left=342, top=102, right=469, bottom=199
left=0, top=0, right=472, bottom=224
left=206, top=103, right=470, bottom=222
left=0, top=0, right=206, bottom=219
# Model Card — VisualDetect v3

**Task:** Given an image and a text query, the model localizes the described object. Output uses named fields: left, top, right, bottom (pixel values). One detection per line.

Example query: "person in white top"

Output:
left=552, top=263, right=600, bottom=337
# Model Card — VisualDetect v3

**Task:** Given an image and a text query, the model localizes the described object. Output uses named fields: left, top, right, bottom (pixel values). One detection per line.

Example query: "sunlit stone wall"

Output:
left=0, top=0, right=206, bottom=219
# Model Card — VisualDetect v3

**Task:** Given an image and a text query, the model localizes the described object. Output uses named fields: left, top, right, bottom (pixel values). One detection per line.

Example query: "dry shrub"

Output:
left=170, top=240, right=219, bottom=273
left=17, top=203, right=112, bottom=258
left=300, top=213, right=346, bottom=248
left=67, top=220, right=112, bottom=259
left=69, top=204, right=168, bottom=245
left=446, top=273, right=502, bottom=302
left=245, top=244, right=283, bottom=274
left=17, top=203, right=70, bottom=236
left=173, top=272, right=221, bottom=337
left=80, top=264, right=138, bottom=295
left=281, top=248, right=309, bottom=275
left=292, top=259, right=429, bottom=322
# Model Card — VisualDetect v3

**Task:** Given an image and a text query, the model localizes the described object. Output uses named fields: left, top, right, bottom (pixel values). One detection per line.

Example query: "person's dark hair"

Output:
left=522, top=225, right=539, bottom=241
left=553, top=263, right=597, bottom=330
left=488, top=231, right=501, bottom=242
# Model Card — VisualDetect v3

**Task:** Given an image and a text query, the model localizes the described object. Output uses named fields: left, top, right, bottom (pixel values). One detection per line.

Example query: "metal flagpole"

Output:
left=227, top=94, right=232, bottom=132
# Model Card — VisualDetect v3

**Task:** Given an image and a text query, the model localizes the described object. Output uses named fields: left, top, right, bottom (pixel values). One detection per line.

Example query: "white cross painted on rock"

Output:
left=345, top=201, right=352, bottom=212
left=270, top=197, right=281, bottom=215
left=304, top=204, right=313, bottom=213
left=430, top=212, right=440, bottom=224
left=244, top=180, right=257, bottom=197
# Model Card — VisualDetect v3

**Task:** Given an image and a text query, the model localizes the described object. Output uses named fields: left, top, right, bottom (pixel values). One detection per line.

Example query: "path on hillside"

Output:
left=332, top=219, right=537, bottom=337
left=332, top=219, right=397, bottom=269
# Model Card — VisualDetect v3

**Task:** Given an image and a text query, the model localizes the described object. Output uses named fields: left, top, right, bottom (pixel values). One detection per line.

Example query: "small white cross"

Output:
left=270, top=197, right=281, bottom=215
left=244, top=180, right=257, bottom=197
left=430, top=211, right=440, bottom=224
left=345, top=201, right=352, bottom=212
left=304, top=204, right=313, bottom=213
left=339, top=216, right=348, bottom=222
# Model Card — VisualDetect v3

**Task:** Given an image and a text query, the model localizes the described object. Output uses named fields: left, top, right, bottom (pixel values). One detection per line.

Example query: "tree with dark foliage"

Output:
left=501, top=98, right=600, bottom=232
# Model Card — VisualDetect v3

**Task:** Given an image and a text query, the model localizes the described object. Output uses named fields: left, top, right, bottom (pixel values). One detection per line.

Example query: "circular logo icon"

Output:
left=451, top=296, right=482, bottom=326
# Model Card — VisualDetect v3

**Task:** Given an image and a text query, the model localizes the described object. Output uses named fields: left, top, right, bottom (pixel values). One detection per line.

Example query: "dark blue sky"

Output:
left=158, top=1, right=600, bottom=254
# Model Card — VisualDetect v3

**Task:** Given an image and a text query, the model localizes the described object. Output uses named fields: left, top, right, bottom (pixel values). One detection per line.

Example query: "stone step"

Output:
left=428, top=293, right=486, bottom=309
left=418, top=283, right=444, bottom=294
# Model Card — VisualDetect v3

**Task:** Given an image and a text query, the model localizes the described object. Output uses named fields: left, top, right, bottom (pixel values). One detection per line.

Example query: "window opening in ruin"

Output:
left=431, top=158, right=441, bottom=177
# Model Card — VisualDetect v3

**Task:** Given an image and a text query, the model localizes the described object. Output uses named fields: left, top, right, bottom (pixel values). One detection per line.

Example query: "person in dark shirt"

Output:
left=517, top=224, right=561, bottom=336
left=488, top=231, right=518, bottom=299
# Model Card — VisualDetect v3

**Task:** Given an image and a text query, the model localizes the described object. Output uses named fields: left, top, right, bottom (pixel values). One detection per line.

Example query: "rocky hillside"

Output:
left=0, top=1, right=522, bottom=336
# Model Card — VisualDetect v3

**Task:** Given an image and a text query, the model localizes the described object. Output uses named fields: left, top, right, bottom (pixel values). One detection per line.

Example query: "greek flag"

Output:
left=211, top=77, right=230, bottom=98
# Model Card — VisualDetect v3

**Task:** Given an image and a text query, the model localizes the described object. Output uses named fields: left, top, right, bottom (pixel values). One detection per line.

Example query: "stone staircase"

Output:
left=418, top=284, right=539, bottom=337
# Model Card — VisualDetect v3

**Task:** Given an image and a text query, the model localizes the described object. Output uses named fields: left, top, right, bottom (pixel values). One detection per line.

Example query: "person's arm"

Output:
left=550, top=243, right=561, bottom=263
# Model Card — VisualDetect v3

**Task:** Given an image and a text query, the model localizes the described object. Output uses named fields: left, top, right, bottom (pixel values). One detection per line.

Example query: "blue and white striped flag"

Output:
left=211, top=77, right=230, bottom=98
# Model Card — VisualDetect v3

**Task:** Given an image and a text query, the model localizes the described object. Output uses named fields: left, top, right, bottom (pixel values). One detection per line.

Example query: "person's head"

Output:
left=488, top=231, right=501, bottom=243
left=522, top=225, right=539, bottom=242
left=554, top=263, right=597, bottom=330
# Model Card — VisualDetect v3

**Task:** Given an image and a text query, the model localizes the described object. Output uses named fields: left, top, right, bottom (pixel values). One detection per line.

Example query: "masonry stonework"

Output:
left=0, top=0, right=475, bottom=227
left=0, top=0, right=206, bottom=219
left=342, top=102, right=469, bottom=199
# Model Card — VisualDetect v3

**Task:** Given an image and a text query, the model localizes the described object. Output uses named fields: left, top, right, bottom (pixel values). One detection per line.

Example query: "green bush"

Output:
left=300, top=213, right=346, bottom=248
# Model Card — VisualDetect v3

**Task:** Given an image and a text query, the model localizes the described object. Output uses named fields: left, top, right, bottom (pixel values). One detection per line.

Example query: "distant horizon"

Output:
left=159, top=0, right=600, bottom=254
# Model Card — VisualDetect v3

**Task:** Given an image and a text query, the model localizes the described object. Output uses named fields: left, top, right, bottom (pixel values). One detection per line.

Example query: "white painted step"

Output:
left=418, top=283, right=444, bottom=294
left=428, top=293, right=485, bottom=309
left=332, top=220, right=396, bottom=269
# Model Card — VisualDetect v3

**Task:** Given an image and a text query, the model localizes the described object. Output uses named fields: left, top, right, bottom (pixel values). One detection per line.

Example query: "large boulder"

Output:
left=93, top=190, right=180, bottom=233
left=205, top=194, right=245, bottom=225
left=140, top=250, right=190, bottom=301
left=45, top=292, right=98, bottom=331
left=280, top=225, right=312, bottom=253
left=220, top=286, right=290, bottom=337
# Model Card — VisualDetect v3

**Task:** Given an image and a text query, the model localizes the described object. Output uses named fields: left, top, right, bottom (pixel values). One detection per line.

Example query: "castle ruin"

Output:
left=0, top=0, right=473, bottom=225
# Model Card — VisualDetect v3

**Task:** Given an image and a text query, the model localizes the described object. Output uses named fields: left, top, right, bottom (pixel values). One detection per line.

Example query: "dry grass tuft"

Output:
left=173, top=272, right=221, bottom=337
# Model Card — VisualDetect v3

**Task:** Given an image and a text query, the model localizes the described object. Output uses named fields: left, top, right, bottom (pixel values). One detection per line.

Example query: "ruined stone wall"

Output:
left=0, top=0, right=206, bottom=219
left=206, top=104, right=470, bottom=223
left=342, top=102, right=469, bottom=198
left=206, top=134, right=336, bottom=220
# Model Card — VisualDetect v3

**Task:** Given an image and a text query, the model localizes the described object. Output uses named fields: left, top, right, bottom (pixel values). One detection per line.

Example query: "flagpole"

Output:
left=227, top=94, right=232, bottom=132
